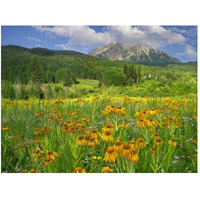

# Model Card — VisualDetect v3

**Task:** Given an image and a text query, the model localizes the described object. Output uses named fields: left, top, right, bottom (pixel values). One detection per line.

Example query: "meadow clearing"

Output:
left=1, top=95, right=197, bottom=173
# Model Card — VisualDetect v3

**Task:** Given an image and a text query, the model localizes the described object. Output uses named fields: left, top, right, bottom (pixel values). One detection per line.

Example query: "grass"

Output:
left=1, top=96, right=197, bottom=173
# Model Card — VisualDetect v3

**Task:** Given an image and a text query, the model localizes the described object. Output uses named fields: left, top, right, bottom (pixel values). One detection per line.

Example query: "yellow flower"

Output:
left=97, top=156, right=101, bottom=160
left=137, top=118, right=146, bottom=128
left=80, top=116, right=89, bottom=123
left=102, top=166, right=113, bottom=173
left=101, top=130, right=114, bottom=142
left=192, top=140, right=197, bottom=144
left=74, top=167, right=86, bottom=173
left=168, top=137, right=177, bottom=147
left=89, top=137, right=100, bottom=146
left=92, top=156, right=97, bottom=160
left=122, top=144, right=132, bottom=160
left=32, top=149, right=44, bottom=159
left=102, top=124, right=115, bottom=133
left=154, top=137, right=163, bottom=146
left=103, top=146, right=118, bottom=163
left=151, top=132, right=159, bottom=139
left=43, top=151, right=59, bottom=166
left=130, top=149, right=139, bottom=163
left=76, top=135, right=85, bottom=145
left=90, top=129, right=101, bottom=138
left=129, top=140, right=138, bottom=151
left=1, top=125, right=10, bottom=131
left=150, top=146, right=158, bottom=154
left=84, top=135, right=91, bottom=145
left=137, top=138, right=146, bottom=149
left=113, top=140, right=123, bottom=154
left=120, top=123, right=128, bottom=129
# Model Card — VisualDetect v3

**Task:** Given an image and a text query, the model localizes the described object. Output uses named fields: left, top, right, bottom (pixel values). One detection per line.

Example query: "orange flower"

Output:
left=137, top=138, right=146, bottom=149
left=122, top=144, right=132, bottom=160
left=74, top=167, right=86, bottom=173
left=102, top=166, right=113, bottom=173
left=113, top=140, right=123, bottom=153
left=129, top=140, right=138, bottom=151
left=103, top=147, right=118, bottom=163
left=130, top=149, right=139, bottom=163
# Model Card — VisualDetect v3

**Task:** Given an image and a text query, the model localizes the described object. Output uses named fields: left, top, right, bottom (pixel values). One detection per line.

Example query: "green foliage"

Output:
left=30, top=57, right=42, bottom=84
left=63, top=68, right=74, bottom=87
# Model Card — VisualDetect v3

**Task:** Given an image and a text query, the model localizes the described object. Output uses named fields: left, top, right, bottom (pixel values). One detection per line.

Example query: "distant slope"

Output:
left=89, top=43, right=182, bottom=66
left=2, top=45, right=84, bottom=57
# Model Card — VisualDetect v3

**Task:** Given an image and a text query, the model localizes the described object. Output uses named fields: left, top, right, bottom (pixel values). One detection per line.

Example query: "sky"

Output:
left=1, top=25, right=197, bottom=62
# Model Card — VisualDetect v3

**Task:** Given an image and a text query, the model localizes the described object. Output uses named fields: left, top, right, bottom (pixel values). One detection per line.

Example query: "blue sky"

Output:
left=1, top=25, right=197, bottom=62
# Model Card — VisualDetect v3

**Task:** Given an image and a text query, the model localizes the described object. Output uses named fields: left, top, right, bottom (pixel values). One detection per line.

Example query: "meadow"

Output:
left=1, top=95, right=197, bottom=173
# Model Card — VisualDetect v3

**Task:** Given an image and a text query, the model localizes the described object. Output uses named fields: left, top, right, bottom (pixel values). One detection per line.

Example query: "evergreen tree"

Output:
left=63, top=68, right=73, bottom=87
left=30, top=57, right=42, bottom=84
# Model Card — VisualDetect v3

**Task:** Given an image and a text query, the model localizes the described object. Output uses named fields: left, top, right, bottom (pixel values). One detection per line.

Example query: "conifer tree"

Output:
left=63, top=68, right=73, bottom=86
left=30, top=57, right=42, bottom=84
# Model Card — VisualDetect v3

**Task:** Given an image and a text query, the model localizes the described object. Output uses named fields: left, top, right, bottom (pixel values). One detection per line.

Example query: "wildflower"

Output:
left=130, top=149, right=139, bottom=163
left=89, top=137, right=100, bottom=146
left=43, top=151, right=59, bottom=166
left=120, top=123, right=128, bottom=129
left=20, top=170, right=27, bottom=173
left=150, top=146, right=158, bottom=155
left=102, top=166, right=113, bottom=173
left=76, top=135, right=85, bottom=146
left=192, top=140, right=197, bottom=144
left=113, top=140, right=123, bottom=153
left=168, top=137, right=177, bottom=147
left=29, top=169, right=37, bottom=173
left=154, top=137, right=163, bottom=146
left=101, top=130, right=114, bottom=142
left=74, top=167, right=86, bottom=173
left=129, top=140, right=138, bottom=151
left=122, top=144, right=132, bottom=160
left=32, top=149, right=44, bottom=159
left=97, top=156, right=101, bottom=160
left=90, top=129, right=101, bottom=138
left=1, top=125, right=10, bottom=131
left=102, top=124, right=115, bottom=133
left=137, top=138, right=146, bottom=149
left=103, top=147, right=118, bottom=163
left=92, top=156, right=97, bottom=160
left=151, top=132, right=159, bottom=139
left=42, top=126, right=50, bottom=135
left=84, top=135, right=91, bottom=145
left=80, top=116, right=89, bottom=123
left=137, top=118, right=146, bottom=128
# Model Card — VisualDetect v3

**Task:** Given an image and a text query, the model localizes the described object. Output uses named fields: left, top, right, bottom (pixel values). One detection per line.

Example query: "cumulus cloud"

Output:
left=27, top=37, right=41, bottom=42
left=34, top=25, right=187, bottom=53
left=177, top=44, right=197, bottom=59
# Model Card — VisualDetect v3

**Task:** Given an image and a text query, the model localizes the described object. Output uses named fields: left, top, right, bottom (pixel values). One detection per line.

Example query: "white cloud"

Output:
left=27, top=37, right=41, bottom=42
left=34, top=26, right=187, bottom=53
left=177, top=44, right=197, bottom=59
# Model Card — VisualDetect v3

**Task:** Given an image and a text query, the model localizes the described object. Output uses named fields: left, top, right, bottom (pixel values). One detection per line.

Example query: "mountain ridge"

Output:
left=88, top=43, right=182, bottom=66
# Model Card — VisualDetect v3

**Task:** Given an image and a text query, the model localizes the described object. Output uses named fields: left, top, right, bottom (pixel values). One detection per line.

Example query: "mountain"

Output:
left=2, top=45, right=84, bottom=57
left=88, top=43, right=182, bottom=66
